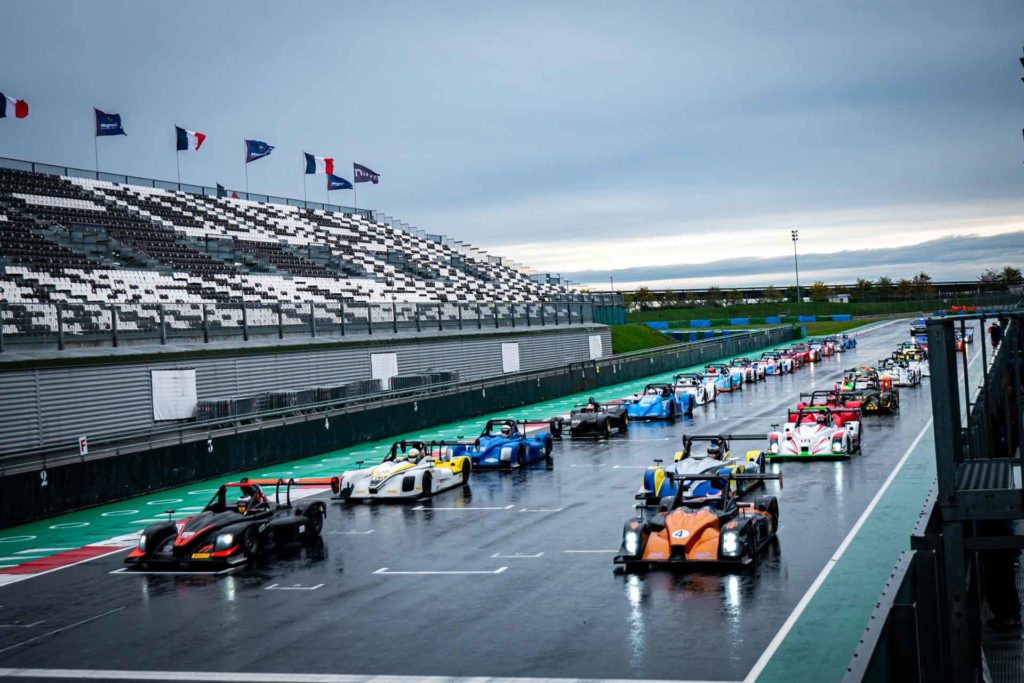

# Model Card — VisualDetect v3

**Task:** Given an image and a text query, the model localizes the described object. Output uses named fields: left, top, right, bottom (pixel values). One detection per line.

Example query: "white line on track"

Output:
left=0, top=546, right=128, bottom=588
left=0, top=606, right=125, bottom=655
left=610, top=465, right=650, bottom=469
left=326, top=529, right=375, bottom=535
left=410, top=504, right=515, bottom=511
left=0, top=669, right=726, bottom=682
left=519, top=507, right=563, bottom=513
left=373, top=566, right=509, bottom=575
left=265, top=583, right=323, bottom=591
left=490, top=552, right=544, bottom=559
left=0, top=620, right=44, bottom=628
left=16, top=548, right=74, bottom=554
left=108, top=567, right=238, bottom=576
left=563, top=549, right=618, bottom=554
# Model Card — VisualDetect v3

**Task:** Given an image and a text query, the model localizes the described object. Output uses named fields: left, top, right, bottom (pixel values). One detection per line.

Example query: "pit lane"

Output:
left=0, top=322, right=949, bottom=682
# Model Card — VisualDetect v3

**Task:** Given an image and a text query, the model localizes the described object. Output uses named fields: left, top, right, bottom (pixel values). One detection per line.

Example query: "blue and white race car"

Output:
left=673, top=372, right=717, bottom=405
left=445, top=419, right=555, bottom=469
left=636, top=435, right=768, bottom=506
left=627, top=383, right=695, bottom=420
left=705, top=363, right=744, bottom=392
left=759, top=351, right=794, bottom=374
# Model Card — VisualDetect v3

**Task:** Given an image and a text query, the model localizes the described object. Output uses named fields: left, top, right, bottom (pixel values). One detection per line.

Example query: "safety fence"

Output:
left=846, top=311, right=1024, bottom=681
left=0, top=298, right=625, bottom=351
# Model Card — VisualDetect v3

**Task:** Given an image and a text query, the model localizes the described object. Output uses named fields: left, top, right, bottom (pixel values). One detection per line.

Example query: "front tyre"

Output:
left=307, top=506, right=324, bottom=539
left=242, top=526, right=262, bottom=560
left=461, top=461, right=471, bottom=484
left=421, top=472, right=433, bottom=498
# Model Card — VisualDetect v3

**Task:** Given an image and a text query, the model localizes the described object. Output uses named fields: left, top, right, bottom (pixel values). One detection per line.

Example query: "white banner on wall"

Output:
left=588, top=335, right=603, bottom=360
left=371, top=353, right=399, bottom=389
left=502, top=343, right=521, bottom=373
left=151, top=368, right=198, bottom=421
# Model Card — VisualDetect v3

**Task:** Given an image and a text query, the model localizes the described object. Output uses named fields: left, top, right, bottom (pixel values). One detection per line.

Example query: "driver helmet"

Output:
left=235, top=495, right=252, bottom=513
left=706, top=440, right=723, bottom=457
left=500, top=425, right=512, bottom=437
left=406, top=447, right=421, bottom=461
left=646, top=388, right=658, bottom=395
left=815, top=413, right=827, bottom=424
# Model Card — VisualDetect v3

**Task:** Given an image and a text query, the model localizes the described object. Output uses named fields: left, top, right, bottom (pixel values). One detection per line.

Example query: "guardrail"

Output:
left=0, top=298, right=625, bottom=352
left=845, top=310, right=1024, bottom=681
left=0, top=327, right=793, bottom=477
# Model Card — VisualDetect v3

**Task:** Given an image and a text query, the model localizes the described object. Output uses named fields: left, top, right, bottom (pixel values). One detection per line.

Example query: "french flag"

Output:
left=0, top=92, right=28, bottom=119
left=175, top=126, right=206, bottom=151
left=304, top=152, right=334, bottom=175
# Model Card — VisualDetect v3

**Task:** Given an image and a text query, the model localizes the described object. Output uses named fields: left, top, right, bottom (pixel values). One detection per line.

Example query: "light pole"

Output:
left=609, top=275, right=615, bottom=292
left=791, top=230, right=801, bottom=304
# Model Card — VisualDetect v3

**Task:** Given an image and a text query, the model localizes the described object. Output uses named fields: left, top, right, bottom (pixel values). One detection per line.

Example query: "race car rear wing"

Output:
left=682, top=433, right=766, bottom=445
left=665, top=470, right=783, bottom=488
left=239, top=476, right=332, bottom=507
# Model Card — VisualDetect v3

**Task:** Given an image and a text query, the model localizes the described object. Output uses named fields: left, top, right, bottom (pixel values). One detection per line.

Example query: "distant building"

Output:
left=828, top=293, right=851, bottom=304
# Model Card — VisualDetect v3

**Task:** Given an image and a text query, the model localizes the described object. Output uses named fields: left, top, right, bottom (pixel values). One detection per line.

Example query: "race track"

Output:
left=0, top=321, right=952, bottom=682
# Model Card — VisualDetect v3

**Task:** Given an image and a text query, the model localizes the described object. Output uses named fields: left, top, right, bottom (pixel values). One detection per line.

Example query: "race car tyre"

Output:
left=421, top=472, right=433, bottom=498
left=543, top=438, right=553, bottom=458
left=604, top=418, right=612, bottom=436
left=307, top=507, right=324, bottom=539
left=549, top=418, right=564, bottom=438
left=744, top=527, right=759, bottom=567
left=461, top=462, right=471, bottom=484
left=517, top=445, right=526, bottom=467
left=242, top=526, right=262, bottom=560
left=620, top=415, right=629, bottom=432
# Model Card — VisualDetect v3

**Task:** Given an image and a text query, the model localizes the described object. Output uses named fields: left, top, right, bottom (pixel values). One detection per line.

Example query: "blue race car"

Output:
left=705, top=363, right=744, bottom=392
left=626, top=383, right=695, bottom=420
left=636, top=435, right=768, bottom=506
left=446, top=419, right=554, bottom=469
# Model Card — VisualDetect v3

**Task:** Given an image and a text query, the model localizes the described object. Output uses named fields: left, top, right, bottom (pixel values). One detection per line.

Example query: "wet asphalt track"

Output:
left=0, top=322, right=942, bottom=681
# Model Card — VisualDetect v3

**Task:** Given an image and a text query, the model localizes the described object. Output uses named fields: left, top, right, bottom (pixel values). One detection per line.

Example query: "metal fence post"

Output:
left=367, top=303, right=373, bottom=335
left=437, top=303, right=443, bottom=332
left=277, top=303, right=284, bottom=339
left=541, top=301, right=547, bottom=326
left=458, top=304, right=464, bottom=330
left=310, top=301, right=317, bottom=337
left=511, top=302, right=516, bottom=328
left=55, top=303, right=64, bottom=350
left=526, top=302, right=531, bottom=327
left=158, top=305, right=166, bottom=344
left=494, top=305, right=499, bottom=329
left=415, top=305, right=421, bottom=333
left=340, top=302, right=346, bottom=337
left=392, top=302, right=398, bottom=334
left=110, top=304, right=118, bottom=347
left=0, top=303, right=4, bottom=353
left=477, top=303, right=483, bottom=330
left=241, top=303, right=248, bottom=341
left=202, top=303, right=209, bottom=343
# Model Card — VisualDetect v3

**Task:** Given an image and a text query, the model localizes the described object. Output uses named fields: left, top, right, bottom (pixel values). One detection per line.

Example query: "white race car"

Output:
left=673, top=372, right=718, bottom=405
left=768, top=408, right=861, bottom=460
left=331, top=441, right=471, bottom=501
left=877, top=357, right=922, bottom=387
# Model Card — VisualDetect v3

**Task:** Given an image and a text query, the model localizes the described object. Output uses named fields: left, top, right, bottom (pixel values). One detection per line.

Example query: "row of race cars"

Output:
left=122, top=330, right=938, bottom=572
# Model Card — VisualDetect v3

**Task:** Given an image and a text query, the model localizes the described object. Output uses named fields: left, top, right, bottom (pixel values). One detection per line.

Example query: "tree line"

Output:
left=622, top=266, right=1023, bottom=311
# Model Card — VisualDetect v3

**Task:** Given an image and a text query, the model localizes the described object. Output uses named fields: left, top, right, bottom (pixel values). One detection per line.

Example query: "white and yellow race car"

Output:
left=329, top=441, right=471, bottom=501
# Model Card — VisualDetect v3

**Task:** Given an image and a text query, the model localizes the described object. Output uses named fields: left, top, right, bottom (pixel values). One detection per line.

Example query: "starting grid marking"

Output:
left=108, top=567, right=238, bottom=577
left=374, top=566, right=508, bottom=576
left=265, top=583, right=323, bottom=591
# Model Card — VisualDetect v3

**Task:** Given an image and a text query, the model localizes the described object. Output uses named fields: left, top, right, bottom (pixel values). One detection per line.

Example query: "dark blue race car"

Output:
left=446, top=418, right=555, bottom=469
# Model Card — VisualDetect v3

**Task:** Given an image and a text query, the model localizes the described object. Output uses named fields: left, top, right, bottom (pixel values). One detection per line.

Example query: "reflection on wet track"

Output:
left=0, top=322, right=945, bottom=681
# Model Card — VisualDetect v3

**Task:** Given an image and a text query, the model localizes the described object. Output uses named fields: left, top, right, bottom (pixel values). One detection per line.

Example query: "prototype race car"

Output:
left=836, top=365, right=882, bottom=391
left=730, top=358, right=767, bottom=382
left=910, top=318, right=928, bottom=343
left=674, top=372, right=718, bottom=405
left=759, top=351, right=794, bottom=374
left=768, top=407, right=861, bottom=459
left=791, top=342, right=821, bottom=363
left=331, top=440, right=471, bottom=500
left=795, top=390, right=862, bottom=424
left=615, top=471, right=781, bottom=569
left=808, top=338, right=836, bottom=357
left=896, top=342, right=928, bottom=361
left=841, top=378, right=900, bottom=414
left=877, top=356, right=922, bottom=387
left=627, top=383, right=695, bottom=419
left=125, top=479, right=326, bottom=568
left=704, top=363, right=744, bottom=392
left=447, top=419, right=555, bottom=467
left=835, top=334, right=857, bottom=350
left=775, top=347, right=806, bottom=369
left=636, top=435, right=767, bottom=505
left=954, top=329, right=974, bottom=352
left=562, top=399, right=629, bottom=437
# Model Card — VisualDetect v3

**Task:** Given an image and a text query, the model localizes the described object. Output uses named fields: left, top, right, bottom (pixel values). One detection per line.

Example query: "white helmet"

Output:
left=406, top=447, right=421, bottom=460
left=500, top=425, right=512, bottom=437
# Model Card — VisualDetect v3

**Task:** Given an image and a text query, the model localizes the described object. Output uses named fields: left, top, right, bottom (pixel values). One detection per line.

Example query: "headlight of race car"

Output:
left=214, top=533, right=235, bottom=550
left=571, top=419, right=581, bottom=426
left=138, top=534, right=146, bottom=551
left=769, top=441, right=779, bottom=454
left=624, top=531, right=639, bottom=555
left=833, top=440, right=844, bottom=453
left=721, top=531, right=740, bottom=556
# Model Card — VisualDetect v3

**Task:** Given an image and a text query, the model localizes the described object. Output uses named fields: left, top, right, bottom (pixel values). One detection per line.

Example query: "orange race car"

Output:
left=615, top=470, right=781, bottom=570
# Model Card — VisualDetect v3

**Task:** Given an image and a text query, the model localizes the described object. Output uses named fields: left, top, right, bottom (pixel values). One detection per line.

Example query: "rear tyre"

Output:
left=421, top=472, right=433, bottom=498
left=604, top=418, right=612, bottom=436
left=307, top=506, right=324, bottom=539
left=620, top=415, right=629, bottom=432
left=461, top=461, right=471, bottom=484
left=517, top=444, right=527, bottom=467
left=543, top=438, right=553, bottom=458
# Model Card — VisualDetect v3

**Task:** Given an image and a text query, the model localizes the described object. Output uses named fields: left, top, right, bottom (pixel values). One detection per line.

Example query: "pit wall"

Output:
left=0, top=326, right=799, bottom=527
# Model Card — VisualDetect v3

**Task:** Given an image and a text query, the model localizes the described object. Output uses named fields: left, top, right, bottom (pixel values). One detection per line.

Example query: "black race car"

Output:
left=561, top=398, right=629, bottom=437
left=125, top=478, right=326, bottom=568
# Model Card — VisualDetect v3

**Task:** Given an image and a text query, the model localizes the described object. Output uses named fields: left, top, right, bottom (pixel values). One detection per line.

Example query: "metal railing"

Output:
left=0, top=298, right=625, bottom=351
left=846, top=309, right=1024, bottom=681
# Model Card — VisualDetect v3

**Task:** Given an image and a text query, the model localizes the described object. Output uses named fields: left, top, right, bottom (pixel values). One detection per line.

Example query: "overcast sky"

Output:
left=2, top=1, right=1021, bottom=287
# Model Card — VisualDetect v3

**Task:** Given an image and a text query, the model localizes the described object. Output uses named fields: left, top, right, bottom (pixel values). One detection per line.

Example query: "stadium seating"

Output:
left=0, top=166, right=575, bottom=339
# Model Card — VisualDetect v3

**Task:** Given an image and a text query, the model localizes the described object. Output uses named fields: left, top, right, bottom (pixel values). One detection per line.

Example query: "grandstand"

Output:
left=0, top=162, right=581, bottom=343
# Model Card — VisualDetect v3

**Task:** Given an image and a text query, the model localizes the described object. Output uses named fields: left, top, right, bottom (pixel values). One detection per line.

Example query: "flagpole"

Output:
left=303, top=174, right=307, bottom=206
left=244, top=155, right=249, bottom=196
left=93, top=136, right=99, bottom=175
left=175, top=151, right=181, bottom=187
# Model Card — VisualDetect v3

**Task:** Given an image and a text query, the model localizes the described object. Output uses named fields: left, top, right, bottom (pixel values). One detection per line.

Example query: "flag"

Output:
left=175, top=126, right=206, bottom=151
left=0, top=92, right=28, bottom=119
left=304, top=152, right=333, bottom=175
left=216, top=183, right=227, bottom=198
left=95, top=108, right=126, bottom=136
left=353, top=163, right=379, bottom=184
left=327, top=174, right=352, bottom=191
left=245, top=139, right=274, bottom=163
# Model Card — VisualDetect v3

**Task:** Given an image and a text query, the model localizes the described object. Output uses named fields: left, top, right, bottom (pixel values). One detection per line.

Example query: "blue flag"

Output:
left=94, top=108, right=126, bottom=136
left=245, top=139, right=274, bottom=163
left=353, top=162, right=379, bottom=184
left=327, top=174, right=353, bottom=191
